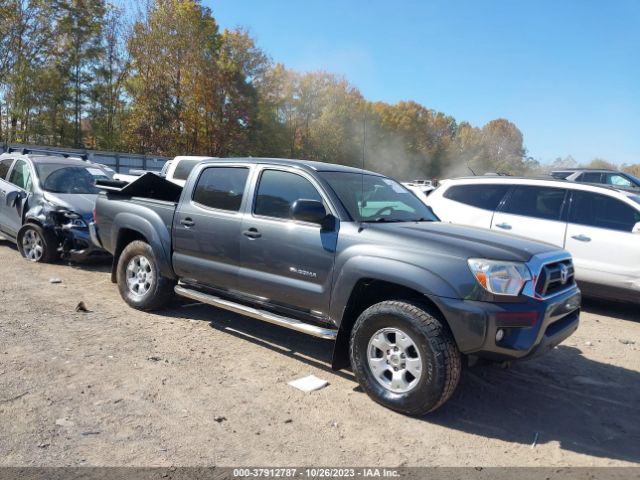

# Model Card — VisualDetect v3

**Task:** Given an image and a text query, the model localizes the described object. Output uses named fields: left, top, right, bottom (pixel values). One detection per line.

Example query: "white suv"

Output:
left=426, top=177, right=640, bottom=302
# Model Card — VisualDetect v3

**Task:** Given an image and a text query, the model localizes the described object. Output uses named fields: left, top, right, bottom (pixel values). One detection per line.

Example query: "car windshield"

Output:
left=35, top=163, right=110, bottom=194
left=628, top=173, right=640, bottom=186
left=319, top=171, right=439, bottom=222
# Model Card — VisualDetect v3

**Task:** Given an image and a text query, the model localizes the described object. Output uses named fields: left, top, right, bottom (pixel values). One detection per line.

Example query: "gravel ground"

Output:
left=0, top=241, right=638, bottom=467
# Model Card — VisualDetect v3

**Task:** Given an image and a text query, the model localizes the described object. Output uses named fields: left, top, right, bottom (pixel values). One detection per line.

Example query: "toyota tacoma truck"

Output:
left=92, top=158, right=581, bottom=415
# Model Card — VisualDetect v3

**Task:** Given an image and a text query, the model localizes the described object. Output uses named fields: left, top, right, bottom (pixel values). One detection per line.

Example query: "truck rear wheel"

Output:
left=349, top=300, right=461, bottom=415
left=116, top=240, right=174, bottom=311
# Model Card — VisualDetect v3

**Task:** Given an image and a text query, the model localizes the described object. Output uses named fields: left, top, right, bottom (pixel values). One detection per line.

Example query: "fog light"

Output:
left=495, top=329, right=505, bottom=342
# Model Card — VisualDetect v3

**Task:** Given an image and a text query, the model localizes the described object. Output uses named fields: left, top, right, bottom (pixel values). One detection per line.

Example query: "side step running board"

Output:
left=174, top=285, right=338, bottom=340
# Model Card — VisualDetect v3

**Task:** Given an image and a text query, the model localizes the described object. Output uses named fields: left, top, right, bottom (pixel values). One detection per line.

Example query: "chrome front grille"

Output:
left=535, top=259, right=575, bottom=297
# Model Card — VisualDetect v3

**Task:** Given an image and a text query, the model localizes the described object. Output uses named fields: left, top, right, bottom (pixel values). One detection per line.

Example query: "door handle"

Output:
left=180, top=218, right=195, bottom=227
left=571, top=234, right=591, bottom=242
left=243, top=228, right=262, bottom=239
left=495, top=222, right=512, bottom=230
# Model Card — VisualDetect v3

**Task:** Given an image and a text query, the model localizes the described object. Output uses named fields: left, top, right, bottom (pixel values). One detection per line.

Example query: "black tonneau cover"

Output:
left=96, top=172, right=183, bottom=202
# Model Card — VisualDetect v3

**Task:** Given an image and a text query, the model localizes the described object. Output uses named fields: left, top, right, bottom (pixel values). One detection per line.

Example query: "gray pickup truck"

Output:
left=92, top=158, right=581, bottom=415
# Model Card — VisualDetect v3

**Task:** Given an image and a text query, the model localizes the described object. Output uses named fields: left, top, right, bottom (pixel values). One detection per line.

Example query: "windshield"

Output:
left=319, top=171, right=439, bottom=222
left=628, top=173, right=640, bottom=186
left=35, top=164, right=110, bottom=194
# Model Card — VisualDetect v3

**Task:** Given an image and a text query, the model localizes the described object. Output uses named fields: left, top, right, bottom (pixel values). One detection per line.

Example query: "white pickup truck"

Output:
left=113, top=156, right=214, bottom=186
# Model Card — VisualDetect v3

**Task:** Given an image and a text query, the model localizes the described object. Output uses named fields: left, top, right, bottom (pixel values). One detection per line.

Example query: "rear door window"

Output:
left=442, top=184, right=509, bottom=211
left=0, top=158, right=13, bottom=180
left=576, top=172, right=603, bottom=183
left=569, top=191, right=640, bottom=232
left=501, top=185, right=567, bottom=221
left=192, top=167, right=249, bottom=211
left=173, top=160, right=200, bottom=181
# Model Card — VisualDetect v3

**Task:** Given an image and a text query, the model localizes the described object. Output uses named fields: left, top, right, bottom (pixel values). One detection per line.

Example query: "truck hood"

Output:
left=43, top=192, right=97, bottom=222
left=369, top=221, right=558, bottom=263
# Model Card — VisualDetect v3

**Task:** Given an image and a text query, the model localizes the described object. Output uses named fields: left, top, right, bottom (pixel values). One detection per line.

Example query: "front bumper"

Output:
left=432, top=287, right=581, bottom=361
left=59, top=224, right=110, bottom=261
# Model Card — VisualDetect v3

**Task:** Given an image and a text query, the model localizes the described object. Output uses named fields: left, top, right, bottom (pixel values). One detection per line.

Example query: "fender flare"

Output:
left=328, top=255, right=462, bottom=370
left=329, top=255, right=460, bottom=324
left=110, top=211, right=176, bottom=281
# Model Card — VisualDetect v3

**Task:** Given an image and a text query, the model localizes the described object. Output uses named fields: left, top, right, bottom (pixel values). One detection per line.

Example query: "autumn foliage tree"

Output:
left=0, top=0, right=558, bottom=178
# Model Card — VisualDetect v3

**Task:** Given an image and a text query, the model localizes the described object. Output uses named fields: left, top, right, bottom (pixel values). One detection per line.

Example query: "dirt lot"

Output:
left=0, top=241, right=638, bottom=467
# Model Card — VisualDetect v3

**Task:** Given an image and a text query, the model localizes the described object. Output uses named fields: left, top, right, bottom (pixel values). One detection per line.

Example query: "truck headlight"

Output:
left=467, top=259, right=531, bottom=296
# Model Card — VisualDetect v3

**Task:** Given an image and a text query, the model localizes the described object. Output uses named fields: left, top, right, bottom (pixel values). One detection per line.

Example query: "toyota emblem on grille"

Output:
left=559, top=264, right=569, bottom=284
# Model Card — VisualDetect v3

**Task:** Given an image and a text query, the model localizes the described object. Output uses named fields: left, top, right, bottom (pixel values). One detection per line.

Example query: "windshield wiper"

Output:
left=362, top=218, right=406, bottom=223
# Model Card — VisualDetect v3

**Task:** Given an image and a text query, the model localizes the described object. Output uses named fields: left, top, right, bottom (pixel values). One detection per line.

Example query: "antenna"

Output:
left=466, top=160, right=477, bottom=176
left=360, top=109, right=366, bottom=223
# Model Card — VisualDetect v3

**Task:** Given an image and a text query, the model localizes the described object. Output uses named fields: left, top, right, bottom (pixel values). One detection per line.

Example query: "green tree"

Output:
left=88, top=2, right=129, bottom=149
left=584, top=158, right=616, bottom=170
left=623, top=164, right=640, bottom=177
left=478, top=118, right=526, bottom=175
left=0, top=0, right=56, bottom=143
left=125, top=0, right=221, bottom=155
left=211, top=27, right=269, bottom=156
left=55, top=0, right=107, bottom=147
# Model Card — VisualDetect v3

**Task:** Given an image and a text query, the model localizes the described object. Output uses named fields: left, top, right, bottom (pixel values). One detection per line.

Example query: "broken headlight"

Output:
left=60, top=211, right=87, bottom=228
left=467, top=258, right=531, bottom=296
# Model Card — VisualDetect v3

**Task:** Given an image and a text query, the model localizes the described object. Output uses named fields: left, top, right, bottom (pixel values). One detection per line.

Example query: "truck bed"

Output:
left=95, top=174, right=183, bottom=255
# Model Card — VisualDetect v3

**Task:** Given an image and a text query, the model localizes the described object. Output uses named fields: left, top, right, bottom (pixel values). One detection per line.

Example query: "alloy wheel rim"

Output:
left=126, top=255, right=154, bottom=297
left=367, top=327, right=423, bottom=393
left=22, top=229, right=44, bottom=262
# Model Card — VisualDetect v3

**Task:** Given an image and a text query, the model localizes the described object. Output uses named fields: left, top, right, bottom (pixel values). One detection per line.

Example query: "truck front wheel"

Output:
left=116, top=240, right=174, bottom=311
left=349, top=300, right=461, bottom=415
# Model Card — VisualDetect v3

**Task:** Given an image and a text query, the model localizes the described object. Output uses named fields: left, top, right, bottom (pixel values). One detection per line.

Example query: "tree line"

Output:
left=1, top=0, right=637, bottom=179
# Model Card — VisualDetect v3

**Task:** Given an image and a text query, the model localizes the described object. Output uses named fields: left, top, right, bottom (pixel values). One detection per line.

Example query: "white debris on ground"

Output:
left=288, top=375, right=329, bottom=392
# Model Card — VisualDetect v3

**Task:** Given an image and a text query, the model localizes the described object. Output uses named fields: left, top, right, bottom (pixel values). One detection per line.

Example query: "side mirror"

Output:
left=633, top=222, right=640, bottom=234
left=6, top=190, right=26, bottom=208
left=290, top=199, right=327, bottom=224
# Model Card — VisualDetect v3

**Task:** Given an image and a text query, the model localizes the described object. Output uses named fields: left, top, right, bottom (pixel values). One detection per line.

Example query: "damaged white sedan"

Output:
left=0, top=148, right=112, bottom=262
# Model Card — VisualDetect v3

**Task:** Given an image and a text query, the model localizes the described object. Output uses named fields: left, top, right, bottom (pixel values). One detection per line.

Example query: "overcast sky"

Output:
left=207, top=0, right=640, bottom=165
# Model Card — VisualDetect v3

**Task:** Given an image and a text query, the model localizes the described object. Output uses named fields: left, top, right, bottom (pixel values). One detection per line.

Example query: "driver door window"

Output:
left=569, top=191, right=639, bottom=232
left=8, top=160, right=32, bottom=191
left=604, top=173, right=634, bottom=188
left=254, top=169, right=324, bottom=220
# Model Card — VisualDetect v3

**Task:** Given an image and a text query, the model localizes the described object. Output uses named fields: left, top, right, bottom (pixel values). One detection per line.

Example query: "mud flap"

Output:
left=331, top=325, right=351, bottom=370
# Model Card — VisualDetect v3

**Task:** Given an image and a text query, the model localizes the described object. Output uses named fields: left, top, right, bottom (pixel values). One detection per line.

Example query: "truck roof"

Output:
left=199, top=157, right=382, bottom=176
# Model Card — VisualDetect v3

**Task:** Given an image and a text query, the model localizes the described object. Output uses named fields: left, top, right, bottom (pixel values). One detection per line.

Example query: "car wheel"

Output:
left=116, top=240, right=175, bottom=311
left=17, top=224, right=58, bottom=263
left=350, top=300, right=461, bottom=415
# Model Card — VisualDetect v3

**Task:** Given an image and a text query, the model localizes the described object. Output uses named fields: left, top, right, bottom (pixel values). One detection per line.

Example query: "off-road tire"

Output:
left=349, top=300, right=461, bottom=415
left=116, top=240, right=175, bottom=311
left=17, top=223, right=58, bottom=263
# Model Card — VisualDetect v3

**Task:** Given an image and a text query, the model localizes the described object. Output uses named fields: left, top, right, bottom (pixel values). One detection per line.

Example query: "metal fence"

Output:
left=0, top=143, right=171, bottom=174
